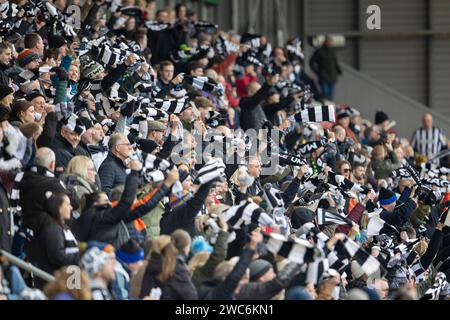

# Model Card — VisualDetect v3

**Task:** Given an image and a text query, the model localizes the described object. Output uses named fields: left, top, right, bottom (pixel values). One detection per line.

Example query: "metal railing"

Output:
left=0, top=250, right=55, bottom=283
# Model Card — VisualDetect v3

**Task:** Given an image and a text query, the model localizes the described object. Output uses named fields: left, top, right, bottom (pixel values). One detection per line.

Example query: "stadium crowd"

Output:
left=0, top=0, right=450, bottom=301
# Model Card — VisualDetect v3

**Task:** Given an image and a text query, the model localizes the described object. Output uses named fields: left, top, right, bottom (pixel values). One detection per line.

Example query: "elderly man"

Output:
left=19, top=148, right=79, bottom=251
left=147, top=115, right=182, bottom=159
left=98, top=133, right=134, bottom=196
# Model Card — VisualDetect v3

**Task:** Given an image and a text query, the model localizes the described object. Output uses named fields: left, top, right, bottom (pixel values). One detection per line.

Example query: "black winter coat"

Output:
left=36, top=112, right=58, bottom=149
left=380, top=187, right=417, bottom=232
left=32, top=219, right=79, bottom=276
left=0, top=183, right=11, bottom=252
left=239, top=84, right=271, bottom=131
left=19, top=166, right=77, bottom=235
left=160, top=183, right=212, bottom=237
left=51, top=133, right=90, bottom=173
left=98, top=153, right=128, bottom=197
left=0, top=62, right=10, bottom=86
left=73, top=171, right=169, bottom=248
left=139, top=253, right=198, bottom=300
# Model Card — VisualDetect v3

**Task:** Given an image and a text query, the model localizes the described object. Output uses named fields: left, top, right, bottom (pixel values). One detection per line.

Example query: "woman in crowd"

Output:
left=32, top=192, right=80, bottom=288
left=60, top=156, right=99, bottom=202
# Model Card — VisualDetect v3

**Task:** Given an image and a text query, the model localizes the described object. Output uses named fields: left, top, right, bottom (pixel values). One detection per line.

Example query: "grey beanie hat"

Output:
left=249, top=259, right=273, bottom=282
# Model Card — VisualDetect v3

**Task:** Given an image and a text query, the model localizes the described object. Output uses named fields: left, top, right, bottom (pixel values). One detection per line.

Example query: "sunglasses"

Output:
left=343, top=168, right=352, bottom=173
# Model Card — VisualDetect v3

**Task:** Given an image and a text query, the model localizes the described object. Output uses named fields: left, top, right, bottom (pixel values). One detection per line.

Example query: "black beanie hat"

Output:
left=137, top=139, right=159, bottom=154
left=178, top=170, right=190, bottom=183
left=48, top=35, right=68, bottom=49
left=378, top=187, right=397, bottom=206
left=291, top=208, right=314, bottom=229
left=0, top=85, right=13, bottom=100
left=79, top=117, right=94, bottom=130
left=375, top=110, right=389, bottom=125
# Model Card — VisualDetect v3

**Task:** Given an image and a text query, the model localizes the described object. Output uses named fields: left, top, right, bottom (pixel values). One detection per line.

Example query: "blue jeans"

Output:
left=319, top=80, right=336, bottom=100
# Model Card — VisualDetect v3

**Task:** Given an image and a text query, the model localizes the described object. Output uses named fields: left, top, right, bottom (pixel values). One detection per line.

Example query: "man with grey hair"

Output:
left=18, top=148, right=79, bottom=261
left=99, top=133, right=133, bottom=196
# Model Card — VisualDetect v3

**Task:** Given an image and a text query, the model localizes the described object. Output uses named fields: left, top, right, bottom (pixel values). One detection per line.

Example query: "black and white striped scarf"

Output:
left=144, top=20, right=171, bottom=32
left=366, top=212, right=399, bottom=236
left=316, top=208, right=353, bottom=227
left=193, top=158, right=226, bottom=185
left=215, top=36, right=240, bottom=57
left=181, top=74, right=223, bottom=95
left=223, top=201, right=275, bottom=230
left=0, top=1, right=19, bottom=19
left=193, top=20, right=218, bottom=30
left=241, top=33, right=262, bottom=49
left=421, top=273, right=450, bottom=300
left=291, top=105, right=336, bottom=123
left=264, top=232, right=322, bottom=265
left=340, top=237, right=380, bottom=276
left=286, top=38, right=305, bottom=61
left=99, top=45, right=129, bottom=66
left=152, top=97, right=187, bottom=115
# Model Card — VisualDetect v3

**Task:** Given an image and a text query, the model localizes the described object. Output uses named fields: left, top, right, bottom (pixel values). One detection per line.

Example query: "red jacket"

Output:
left=236, top=73, right=257, bottom=98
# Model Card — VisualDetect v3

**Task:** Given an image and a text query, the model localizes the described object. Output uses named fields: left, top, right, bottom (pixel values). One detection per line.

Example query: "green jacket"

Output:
left=191, top=230, right=230, bottom=288
left=141, top=201, right=166, bottom=239
left=371, top=151, right=402, bottom=179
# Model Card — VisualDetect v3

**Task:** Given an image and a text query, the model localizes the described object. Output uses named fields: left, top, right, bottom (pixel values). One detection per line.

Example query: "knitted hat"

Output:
left=17, top=49, right=40, bottom=67
left=79, top=55, right=105, bottom=80
left=249, top=259, right=272, bottom=281
left=136, top=139, right=159, bottom=154
left=379, top=187, right=397, bottom=206
left=79, top=247, right=111, bottom=278
left=116, top=239, right=145, bottom=264
left=48, top=35, right=68, bottom=49
left=375, top=110, right=389, bottom=125
left=191, top=236, right=213, bottom=256
left=0, top=85, right=13, bottom=100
